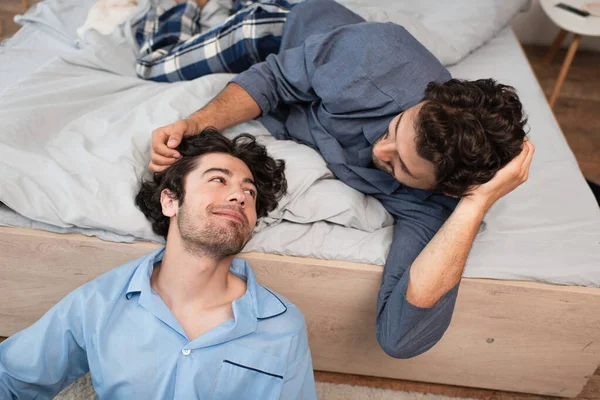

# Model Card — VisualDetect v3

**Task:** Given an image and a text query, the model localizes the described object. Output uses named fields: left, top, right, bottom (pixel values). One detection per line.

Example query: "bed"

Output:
left=1, top=0, right=599, bottom=397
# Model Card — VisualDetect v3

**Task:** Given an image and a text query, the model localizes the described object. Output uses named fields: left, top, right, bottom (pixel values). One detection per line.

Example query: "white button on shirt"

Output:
left=182, top=348, right=191, bottom=356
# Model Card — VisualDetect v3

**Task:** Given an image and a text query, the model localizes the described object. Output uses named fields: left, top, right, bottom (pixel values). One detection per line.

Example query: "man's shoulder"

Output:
left=74, top=252, right=151, bottom=301
left=318, top=21, right=406, bottom=45
left=330, top=21, right=415, bottom=45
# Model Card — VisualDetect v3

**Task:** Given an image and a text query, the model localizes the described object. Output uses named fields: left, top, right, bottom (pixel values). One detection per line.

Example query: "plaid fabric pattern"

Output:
left=135, top=0, right=301, bottom=82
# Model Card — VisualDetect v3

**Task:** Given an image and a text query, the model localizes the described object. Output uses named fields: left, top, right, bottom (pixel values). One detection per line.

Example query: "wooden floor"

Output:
left=1, top=2, right=600, bottom=399
left=525, top=45, right=600, bottom=184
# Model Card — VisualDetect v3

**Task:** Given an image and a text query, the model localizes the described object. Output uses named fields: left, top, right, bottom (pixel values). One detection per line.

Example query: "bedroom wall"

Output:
left=512, top=0, right=600, bottom=52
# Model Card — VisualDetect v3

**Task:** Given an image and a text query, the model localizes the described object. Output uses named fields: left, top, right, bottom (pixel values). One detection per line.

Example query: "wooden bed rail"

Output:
left=1, top=226, right=599, bottom=397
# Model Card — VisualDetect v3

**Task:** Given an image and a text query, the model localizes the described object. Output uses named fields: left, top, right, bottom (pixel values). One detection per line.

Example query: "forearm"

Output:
left=186, top=82, right=262, bottom=133
left=406, top=197, right=488, bottom=308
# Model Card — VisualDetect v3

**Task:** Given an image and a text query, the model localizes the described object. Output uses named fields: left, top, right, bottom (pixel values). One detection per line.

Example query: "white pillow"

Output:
left=337, top=0, right=530, bottom=66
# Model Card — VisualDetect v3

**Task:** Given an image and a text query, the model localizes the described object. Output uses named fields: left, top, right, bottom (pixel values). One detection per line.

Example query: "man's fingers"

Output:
left=153, top=145, right=180, bottom=159
left=520, top=140, right=534, bottom=168
left=149, top=161, right=168, bottom=173
left=167, top=121, right=188, bottom=148
left=520, top=141, right=535, bottom=181
left=518, top=138, right=531, bottom=160
left=167, top=132, right=183, bottom=149
left=153, top=136, right=181, bottom=158
left=149, top=120, right=192, bottom=172
left=511, top=138, right=532, bottom=172
left=152, top=143, right=181, bottom=159
left=152, top=127, right=183, bottom=155
left=151, top=153, right=178, bottom=167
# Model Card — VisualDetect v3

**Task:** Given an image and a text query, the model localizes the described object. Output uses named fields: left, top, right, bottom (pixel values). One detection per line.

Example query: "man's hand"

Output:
left=150, top=119, right=200, bottom=172
left=148, top=83, right=263, bottom=173
left=465, top=138, right=535, bottom=211
left=407, top=138, right=534, bottom=308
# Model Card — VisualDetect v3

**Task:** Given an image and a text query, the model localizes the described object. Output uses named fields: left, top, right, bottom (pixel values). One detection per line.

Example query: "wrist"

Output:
left=457, top=195, right=490, bottom=218
left=184, top=114, right=207, bottom=136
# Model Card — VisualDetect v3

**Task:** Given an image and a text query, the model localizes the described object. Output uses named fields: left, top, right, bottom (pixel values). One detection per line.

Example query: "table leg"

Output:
left=544, top=29, right=568, bottom=64
left=549, top=33, right=581, bottom=108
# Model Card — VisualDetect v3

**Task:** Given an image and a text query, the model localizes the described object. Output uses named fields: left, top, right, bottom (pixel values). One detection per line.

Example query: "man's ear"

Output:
left=160, top=189, right=179, bottom=217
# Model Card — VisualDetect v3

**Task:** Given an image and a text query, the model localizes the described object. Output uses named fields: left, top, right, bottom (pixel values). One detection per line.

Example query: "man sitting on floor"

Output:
left=137, top=0, right=534, bottom=358
left=0, top=131, right=317, bottom=400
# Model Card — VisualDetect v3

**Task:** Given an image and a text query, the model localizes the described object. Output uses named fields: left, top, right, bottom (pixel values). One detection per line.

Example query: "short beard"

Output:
left=372, top=156, right=392, bottom=175
left=177, top=204, right=249, bottom=260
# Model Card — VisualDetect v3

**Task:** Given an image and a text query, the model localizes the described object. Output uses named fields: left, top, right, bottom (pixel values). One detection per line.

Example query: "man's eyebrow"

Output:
left=202, top=167, right=232, bottom=177
left=243, top=177, right=256, bottom=187
left=202, top=167, right=256, bottom=187
left=393, top=112, right=417, bottom=179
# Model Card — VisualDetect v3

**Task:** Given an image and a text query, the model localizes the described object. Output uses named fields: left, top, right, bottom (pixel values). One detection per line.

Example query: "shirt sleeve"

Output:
left=0, top=289, right=89, bottom=399
left=375, top=192, right=460, bottom=359
left=279, top=310, right=317, bottom=400
left=231, top=21, right=450, bottom=121
left=230, top=24, right=393, bottom=117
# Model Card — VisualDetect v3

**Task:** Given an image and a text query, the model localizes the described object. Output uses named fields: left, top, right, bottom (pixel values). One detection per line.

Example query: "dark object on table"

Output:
left=555, top=2, right=591, bottom=17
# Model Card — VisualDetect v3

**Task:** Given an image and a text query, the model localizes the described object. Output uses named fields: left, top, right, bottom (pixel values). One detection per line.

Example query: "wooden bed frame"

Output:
left=1, top=226, right=599, bottom=397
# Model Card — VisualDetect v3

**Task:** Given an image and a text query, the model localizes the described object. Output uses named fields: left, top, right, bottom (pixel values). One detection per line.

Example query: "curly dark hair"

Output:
left=415, top=78, right=528, bottom=197
left=136, top=129, right=287, bottom=238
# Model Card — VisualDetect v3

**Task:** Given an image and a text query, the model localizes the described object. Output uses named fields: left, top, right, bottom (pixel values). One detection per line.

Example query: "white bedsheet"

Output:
left=1, top=0, right=599, bottom=286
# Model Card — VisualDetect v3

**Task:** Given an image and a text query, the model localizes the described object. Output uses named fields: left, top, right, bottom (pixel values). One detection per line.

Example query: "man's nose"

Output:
left=227, top=188, right=246, bottom=207
left=373, top=141, right=395, bottom=162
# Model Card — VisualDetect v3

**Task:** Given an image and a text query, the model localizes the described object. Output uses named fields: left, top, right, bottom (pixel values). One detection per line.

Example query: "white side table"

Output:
left=540, top=0, right=600, bottom=107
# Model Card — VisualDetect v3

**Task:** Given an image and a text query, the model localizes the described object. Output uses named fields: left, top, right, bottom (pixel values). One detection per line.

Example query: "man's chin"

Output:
left=216, top=221, right=249, bottom=240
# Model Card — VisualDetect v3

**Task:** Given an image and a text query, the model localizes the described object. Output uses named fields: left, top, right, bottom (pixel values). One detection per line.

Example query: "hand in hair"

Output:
left=150, top=119, right=201, bottom=172
left=149, top=83, right=262, bottom=173
left=464, top=138, right=535, bottom=210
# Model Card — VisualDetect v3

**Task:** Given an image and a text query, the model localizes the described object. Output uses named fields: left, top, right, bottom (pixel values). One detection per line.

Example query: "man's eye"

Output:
left=211, top=177, right=225, bottom=183
left=244, top=189, right=256, bottom=198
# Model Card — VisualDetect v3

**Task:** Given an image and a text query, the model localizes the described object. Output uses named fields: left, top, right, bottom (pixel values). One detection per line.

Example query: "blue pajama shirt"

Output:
left=0, top=247, right=317, bottom=399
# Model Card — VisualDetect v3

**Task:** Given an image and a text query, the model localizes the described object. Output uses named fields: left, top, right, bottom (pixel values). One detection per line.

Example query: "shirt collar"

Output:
left=406, top=187, right=434, bottom=201
left=363, top=120, right=391, bottom=146
left=125, top=247, right=287, bottom=320
left=230, top=258, right=287, bottom=320
left=346, top=164, right=401, bottom=195
left=125, top=246, right=164, bottom=300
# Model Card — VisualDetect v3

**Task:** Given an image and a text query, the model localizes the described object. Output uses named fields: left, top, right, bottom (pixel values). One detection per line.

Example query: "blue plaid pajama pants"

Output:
left=135, top=0, right=302, bottom=82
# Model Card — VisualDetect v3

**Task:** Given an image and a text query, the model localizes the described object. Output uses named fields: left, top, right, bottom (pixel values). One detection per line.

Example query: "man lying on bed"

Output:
left=0, top=131, right=318, bottom=400
left=139, top=0, right=534, bottom=358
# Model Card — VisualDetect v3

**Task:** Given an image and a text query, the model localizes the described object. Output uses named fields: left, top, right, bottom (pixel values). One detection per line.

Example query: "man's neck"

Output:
left=151, top=239, right=246, bottom=312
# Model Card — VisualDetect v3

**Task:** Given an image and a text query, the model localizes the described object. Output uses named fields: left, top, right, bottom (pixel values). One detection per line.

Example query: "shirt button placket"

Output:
left=174, top=348, right=192, bottom=399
